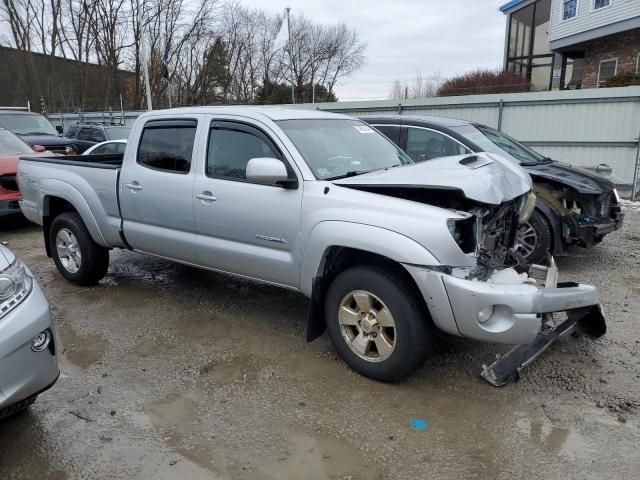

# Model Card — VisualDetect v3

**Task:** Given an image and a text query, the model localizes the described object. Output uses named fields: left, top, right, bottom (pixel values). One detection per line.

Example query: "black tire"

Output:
left=49, top=212, right=109, bottom=285
left=324, top=265, right=434, bottom=382
left=0, top=395, right=37, bottom=420
left=517, top=209, right=552, bottom=265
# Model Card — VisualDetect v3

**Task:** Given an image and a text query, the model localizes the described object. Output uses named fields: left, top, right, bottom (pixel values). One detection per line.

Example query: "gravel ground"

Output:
left=0, top=209, right=639, bottom=480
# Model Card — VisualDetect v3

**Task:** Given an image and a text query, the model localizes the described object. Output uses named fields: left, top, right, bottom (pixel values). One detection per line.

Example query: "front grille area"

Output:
left=0, top=175, right=18, bottom=191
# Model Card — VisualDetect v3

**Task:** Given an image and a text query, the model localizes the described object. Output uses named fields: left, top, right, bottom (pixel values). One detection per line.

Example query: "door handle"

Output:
left=195, top=192, right=217, bottom=202
left=125, top=182, right=143, bottom=191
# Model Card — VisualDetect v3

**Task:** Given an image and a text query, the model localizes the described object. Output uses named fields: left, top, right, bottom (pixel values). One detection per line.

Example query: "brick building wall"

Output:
left=581, top=28, right=640, bottom=89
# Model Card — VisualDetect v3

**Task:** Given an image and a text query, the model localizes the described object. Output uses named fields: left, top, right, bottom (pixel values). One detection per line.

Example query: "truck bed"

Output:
left=20, top=153, right=124, bottom=169
left=18, top=154, right=126, bottom=248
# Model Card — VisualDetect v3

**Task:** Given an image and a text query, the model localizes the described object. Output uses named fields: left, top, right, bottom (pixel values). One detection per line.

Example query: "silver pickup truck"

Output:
left=18, top=107, right=606, bottom=385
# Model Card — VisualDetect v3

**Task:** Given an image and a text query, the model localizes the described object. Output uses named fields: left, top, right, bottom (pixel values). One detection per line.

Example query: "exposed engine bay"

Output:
left=342, top=184, right=537, bottom=281
left=533, top=181, right=623, bottom=248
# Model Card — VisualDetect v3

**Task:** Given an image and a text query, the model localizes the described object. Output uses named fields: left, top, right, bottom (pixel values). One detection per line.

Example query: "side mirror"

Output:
left=32, top=145, right=46, bottom=152
left=246, top=157, right=295, bottom=187
left=55, top=125, right=63, bottom=134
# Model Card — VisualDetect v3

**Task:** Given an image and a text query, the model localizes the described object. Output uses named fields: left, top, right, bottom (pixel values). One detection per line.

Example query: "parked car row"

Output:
left=0, top=107, right=131, bottom=155
left=0, top=105, right=621, bottom=420
left=15, top=106, right=607, bottom=389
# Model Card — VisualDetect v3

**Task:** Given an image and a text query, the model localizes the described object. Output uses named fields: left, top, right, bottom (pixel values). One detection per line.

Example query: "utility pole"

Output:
left=286, top=7, right=294, bottom=104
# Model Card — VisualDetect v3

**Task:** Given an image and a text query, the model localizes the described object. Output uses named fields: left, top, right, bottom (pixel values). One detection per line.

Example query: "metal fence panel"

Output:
left=48, top=86, right=640, bottom=197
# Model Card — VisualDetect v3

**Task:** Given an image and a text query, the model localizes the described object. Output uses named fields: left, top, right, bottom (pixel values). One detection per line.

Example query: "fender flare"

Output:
left=534, top=198, right=563, bottom=255
left=39, top=179, right=110, bottom=248
left=301, top=221, right=440, bottom=341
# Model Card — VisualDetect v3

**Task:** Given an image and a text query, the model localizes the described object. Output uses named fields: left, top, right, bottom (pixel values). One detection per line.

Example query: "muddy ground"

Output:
left=1, top=210, right=639, bottom=480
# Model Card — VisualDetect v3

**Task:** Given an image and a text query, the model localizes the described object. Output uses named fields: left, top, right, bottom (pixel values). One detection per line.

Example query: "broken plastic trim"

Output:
left=480, top=304, right=606, bottom=387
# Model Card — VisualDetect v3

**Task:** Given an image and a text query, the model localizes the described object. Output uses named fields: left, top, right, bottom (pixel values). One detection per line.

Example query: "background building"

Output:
left=0, top=46, right=136, bottom=113
left=500, top=0, right=640, bottom=90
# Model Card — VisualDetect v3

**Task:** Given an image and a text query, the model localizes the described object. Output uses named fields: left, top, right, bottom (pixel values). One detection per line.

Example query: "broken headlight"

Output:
left=0, top=259, right=33, bottom=319
left=447, top=217, right=476, bottom=254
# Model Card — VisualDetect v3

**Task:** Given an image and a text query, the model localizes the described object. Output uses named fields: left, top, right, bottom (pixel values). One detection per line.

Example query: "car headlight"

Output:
left=0, top=260, right=33, bottom=319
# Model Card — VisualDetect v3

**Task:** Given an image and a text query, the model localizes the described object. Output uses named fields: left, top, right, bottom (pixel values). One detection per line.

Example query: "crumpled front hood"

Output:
left=0, top=245, right=14, bottom=271
left=526, top=162, right=615, bottom=195
left=333, top=152, right=531, bottom=205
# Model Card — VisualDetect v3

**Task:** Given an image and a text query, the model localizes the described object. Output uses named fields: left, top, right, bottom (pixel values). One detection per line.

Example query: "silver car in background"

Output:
left=0, top=244, right=58, bottom=419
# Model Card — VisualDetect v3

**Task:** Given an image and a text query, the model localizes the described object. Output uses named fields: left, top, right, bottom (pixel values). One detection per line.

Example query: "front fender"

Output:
left=300, top=221, right=440, bottom=297
left=38, top=179, right=110, bottom=247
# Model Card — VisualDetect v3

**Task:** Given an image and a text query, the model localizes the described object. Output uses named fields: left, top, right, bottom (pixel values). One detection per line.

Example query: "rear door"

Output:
left=119, top=118, right=199, bottom=262
left=193, top=119, right=303, bottom=288
left=404, top=126, right=471, bottom=162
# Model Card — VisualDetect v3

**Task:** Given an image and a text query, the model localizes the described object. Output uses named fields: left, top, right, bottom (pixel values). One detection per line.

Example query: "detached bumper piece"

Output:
left=481, top=304, right=606, bottom=387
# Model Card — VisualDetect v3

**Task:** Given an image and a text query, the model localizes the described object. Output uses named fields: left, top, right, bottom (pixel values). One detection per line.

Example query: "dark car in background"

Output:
left=0, top=108, right=76, bottom=154
left=363, top=116, right=624, bottom=264
left=64, top=123, right=131, bottom=152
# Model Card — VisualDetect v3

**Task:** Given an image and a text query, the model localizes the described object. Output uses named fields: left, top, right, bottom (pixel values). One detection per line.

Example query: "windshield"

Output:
left=105, top=127, right=131, bottom=140
left=278, top=119, right=413, bottom=180
left=0, top=129, right=34, bottom=155
left=451, top=124, right=548, bottom=166
left=0, top=113, right=58, bottom=136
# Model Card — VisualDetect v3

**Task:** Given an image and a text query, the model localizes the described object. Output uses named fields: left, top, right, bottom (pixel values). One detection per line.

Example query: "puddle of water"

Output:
left=57, top=323, right=108, bottom=369
left=259, top=433, right=379, bottom=480
left=516, top=418, right=594, bottom=461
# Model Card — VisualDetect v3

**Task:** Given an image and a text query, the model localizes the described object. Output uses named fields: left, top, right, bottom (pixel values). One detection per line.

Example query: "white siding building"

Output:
left=501, top=0, right=640, bottom=90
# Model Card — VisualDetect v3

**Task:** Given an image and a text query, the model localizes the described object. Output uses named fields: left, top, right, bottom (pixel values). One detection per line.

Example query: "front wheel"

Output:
left=324, top=266, right=433, bottom=382
left=516, top=209, right=552, bottom=265
left=49, top=212, right=109, bottom=286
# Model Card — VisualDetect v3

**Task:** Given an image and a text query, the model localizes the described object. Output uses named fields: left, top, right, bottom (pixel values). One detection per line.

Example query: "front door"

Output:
left=193, top=120, right=303, bottom=288
left=119, top=118, right=199, bottom=263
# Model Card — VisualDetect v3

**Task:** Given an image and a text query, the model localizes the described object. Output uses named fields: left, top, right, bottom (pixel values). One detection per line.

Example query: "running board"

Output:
left=481, top=305, right=606, bottom=387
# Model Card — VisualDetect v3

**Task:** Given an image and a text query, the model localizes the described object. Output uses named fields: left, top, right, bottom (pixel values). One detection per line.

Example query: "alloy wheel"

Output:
left=56, top=228, right=82, bottom=273
left=338, top=290, right=396, bottom=362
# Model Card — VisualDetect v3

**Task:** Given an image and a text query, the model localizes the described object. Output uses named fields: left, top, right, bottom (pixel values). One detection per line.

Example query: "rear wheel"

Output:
left=0, top=395, right=37, bottom=420
left=517, top=209, right=552, bottom=265
left=49, top=212, right=109, bottom=285
left=325, top=266, right=433, bottom=382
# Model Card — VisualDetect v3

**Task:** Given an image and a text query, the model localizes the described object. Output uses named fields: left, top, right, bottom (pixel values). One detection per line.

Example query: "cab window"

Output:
left=207, top=126, right=280, bottom=181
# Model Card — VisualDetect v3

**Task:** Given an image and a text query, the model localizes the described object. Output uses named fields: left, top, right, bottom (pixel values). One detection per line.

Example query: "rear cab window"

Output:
left=137, top=119, right=197, bottom=174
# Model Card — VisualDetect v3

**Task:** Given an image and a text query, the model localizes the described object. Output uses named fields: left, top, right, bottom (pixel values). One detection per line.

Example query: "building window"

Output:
left=637, top=53, right=640, bottom=74
left=506, top=0, right=554, bottom=91
left=597, top=58, right=618, bottom=87
left=593, top=0, right=610, bottom=9
left=562, top=0, right=578, bottom=20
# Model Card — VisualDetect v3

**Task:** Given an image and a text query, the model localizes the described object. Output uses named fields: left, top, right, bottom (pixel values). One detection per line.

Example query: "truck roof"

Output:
left=137, top=106, right=349, bottom=122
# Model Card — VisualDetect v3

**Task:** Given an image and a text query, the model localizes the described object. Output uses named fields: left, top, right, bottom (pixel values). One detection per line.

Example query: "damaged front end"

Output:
left=442, top=193, right=608, bottom=387
left=534, top=181, right=624, bottom=250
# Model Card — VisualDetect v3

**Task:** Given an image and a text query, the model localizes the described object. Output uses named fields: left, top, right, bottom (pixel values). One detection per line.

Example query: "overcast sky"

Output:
left=247, top=0, right=509, bottom=101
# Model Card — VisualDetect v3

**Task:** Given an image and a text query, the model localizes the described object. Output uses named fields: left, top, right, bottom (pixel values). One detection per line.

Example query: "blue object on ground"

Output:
left=410, top=419, right=428, bottom=430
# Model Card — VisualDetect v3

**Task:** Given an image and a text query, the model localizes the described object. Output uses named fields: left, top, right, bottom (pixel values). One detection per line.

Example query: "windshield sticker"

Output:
left=353, top=125, right=374, bottom=134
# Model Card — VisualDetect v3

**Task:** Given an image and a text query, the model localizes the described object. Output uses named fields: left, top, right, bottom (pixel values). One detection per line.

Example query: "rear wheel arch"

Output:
left=43, top=196, right=77, bottom=257
left=42, top=194, right=108, bottom=256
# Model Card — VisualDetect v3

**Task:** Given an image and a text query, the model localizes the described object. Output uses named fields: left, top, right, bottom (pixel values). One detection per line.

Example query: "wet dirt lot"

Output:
left=1, top=210, right=639, bottom=480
